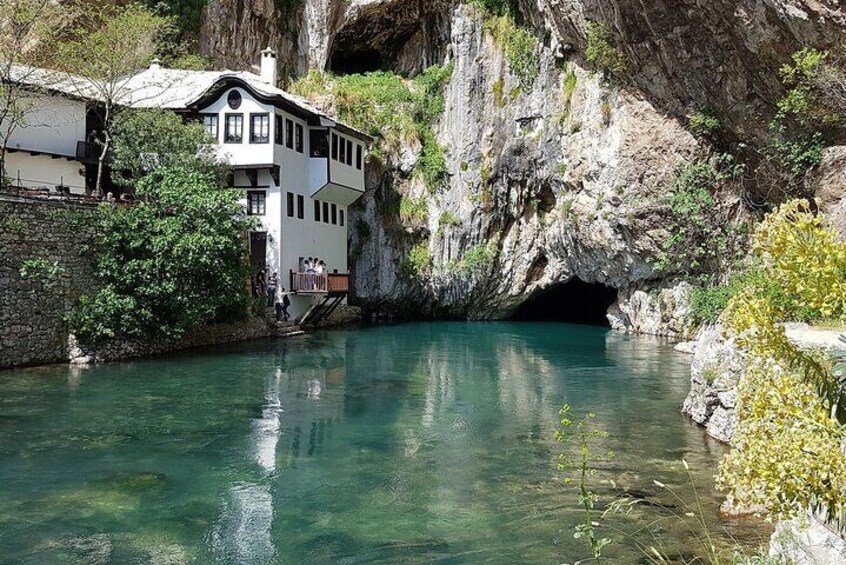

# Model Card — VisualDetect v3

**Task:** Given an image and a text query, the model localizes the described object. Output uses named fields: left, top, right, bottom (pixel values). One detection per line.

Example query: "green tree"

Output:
left=67, top=167, right=254, bottom=345
left=110, top=108, right=226, bottom=187
left=55, top=2, right=171, bottom=196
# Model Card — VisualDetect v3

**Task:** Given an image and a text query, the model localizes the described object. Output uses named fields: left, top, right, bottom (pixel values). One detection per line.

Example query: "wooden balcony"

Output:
left=290, top=272, right=350, bottom=295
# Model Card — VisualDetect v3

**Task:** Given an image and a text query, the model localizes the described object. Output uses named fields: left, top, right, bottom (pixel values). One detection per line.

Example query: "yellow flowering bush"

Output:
left=753, top=199, right=846, bottom=320
left=717, top=199, right=846, bottom=521
left=717, top=356, right=846, bottom=518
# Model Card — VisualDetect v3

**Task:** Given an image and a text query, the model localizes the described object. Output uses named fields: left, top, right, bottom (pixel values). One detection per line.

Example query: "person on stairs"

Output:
left=275, top=287, right=291, bottom=322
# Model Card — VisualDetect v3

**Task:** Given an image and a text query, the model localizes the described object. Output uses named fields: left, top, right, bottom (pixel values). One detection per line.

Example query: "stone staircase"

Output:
left=272, top=319, right=304, bottom=338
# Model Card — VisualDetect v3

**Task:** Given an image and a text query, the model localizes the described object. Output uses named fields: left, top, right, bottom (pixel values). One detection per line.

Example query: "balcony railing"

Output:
left=290, top=272, right=350, bottom=294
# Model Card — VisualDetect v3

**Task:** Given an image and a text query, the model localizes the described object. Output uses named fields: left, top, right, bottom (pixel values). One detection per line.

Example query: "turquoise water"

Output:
left=0, top=323, right=760, bottom=563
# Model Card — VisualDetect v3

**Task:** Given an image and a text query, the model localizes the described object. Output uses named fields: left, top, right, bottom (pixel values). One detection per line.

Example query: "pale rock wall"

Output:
left=198, top=0, right=846, bottom=330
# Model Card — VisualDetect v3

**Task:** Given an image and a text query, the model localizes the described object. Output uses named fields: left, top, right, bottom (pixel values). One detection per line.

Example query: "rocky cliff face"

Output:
left=200, top=0, right=846, bottom=331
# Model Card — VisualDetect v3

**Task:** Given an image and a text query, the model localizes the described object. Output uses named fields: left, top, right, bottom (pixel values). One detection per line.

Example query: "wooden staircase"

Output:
left=298, top=295, right=345, bottom=328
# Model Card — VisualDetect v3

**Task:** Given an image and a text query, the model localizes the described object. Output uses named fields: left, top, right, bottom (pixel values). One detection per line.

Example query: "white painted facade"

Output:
left=2, top=92, right=87, bottom=194
left=200, top=82, right=366, bottom=319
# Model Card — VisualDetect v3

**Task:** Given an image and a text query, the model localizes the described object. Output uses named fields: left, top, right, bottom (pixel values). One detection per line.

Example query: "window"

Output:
left=314, top=199, right=321, bottom=221
left=297, top=194, right=304, bottom=219
left=250, top=113, right=270, bottom=144
left=295, top=123, right=303, bottom=153
left=247, top=191, right=266, bottom=215
left=331, top=203, right=337, bottom=225
left=285, top=119, right=294, bottom=149
left=331, top=132, right=338, bottom=160
left=310, top=129, right=329, bottom=158
left=346, top=139, right=353, bottom=166
left=339, top=135, right=346, bottom=163
left=275, top=115, right=283, bottom=145
left=356, top=144, right=362, bottom=170
left=322, top=202, right=329, bottom=224
left=202, top=114, right=219, bottom=140
left=287, top=192, right=294, bottom=217
left=224, top=114, right=243, bottom=143
left=340, top=210, right=345, bottom=227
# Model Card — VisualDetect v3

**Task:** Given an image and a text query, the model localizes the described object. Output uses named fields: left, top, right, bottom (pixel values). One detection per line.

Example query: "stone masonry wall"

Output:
left=0, top=197, right=98, bottom=370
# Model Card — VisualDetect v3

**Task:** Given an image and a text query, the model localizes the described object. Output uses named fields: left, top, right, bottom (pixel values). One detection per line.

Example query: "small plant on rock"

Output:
left=585, top=21, right=627, bottom=75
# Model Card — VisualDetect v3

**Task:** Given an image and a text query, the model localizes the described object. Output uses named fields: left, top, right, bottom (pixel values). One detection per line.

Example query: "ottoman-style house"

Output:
left=2, top=50, right=370, bottom=323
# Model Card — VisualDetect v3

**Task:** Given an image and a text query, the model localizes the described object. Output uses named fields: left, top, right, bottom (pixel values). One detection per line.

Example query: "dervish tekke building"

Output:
left=3, top=49, right=371, bottom=322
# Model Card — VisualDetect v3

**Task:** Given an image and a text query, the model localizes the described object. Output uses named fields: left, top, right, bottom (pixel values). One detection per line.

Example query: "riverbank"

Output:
left=680, top=322, right=846, bottom=564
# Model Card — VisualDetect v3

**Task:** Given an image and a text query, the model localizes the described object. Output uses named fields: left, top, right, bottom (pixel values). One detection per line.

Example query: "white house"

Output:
left=1, top=66, right=91, bottom=194
left=3, top=51, right=371, bottom=323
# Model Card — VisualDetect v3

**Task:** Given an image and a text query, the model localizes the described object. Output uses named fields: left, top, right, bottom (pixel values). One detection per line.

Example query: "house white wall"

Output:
left=5, top=93, right=87, bottom=157
left=201, top=86, right=362, bottom=322
left=202, top=87, right=275, bottom=166
left=2, top=92, right=87, bottom=193
left=328, top=131, right=365, bottom=190
left=5, top=152, right=85, bottom=194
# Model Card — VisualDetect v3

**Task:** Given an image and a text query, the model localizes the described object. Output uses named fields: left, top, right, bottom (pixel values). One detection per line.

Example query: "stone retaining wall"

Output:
left=0, top=197, right=98, bottom=370
left=70, top=315, right=276, bottom=364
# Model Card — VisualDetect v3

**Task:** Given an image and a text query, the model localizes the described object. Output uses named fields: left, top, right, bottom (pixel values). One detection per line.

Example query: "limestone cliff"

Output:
left=200, top=0, right=846, bottom=333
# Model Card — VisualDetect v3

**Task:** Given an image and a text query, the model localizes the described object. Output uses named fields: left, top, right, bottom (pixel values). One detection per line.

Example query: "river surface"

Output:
left=0, top=322, right=761, bottom=563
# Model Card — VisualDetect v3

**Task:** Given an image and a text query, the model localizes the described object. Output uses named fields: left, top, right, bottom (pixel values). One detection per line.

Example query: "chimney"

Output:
left=260, top=47, right=277, bottom=86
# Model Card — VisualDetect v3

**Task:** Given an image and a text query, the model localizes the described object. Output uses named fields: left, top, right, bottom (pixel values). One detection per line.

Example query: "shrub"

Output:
left=690, top=265, right=797, bottom=325
left=19, top=258, right=66, bottom=290
left=584, top=21, right=627, bottom=75
left=400, top=242, right=432, bottom=280
left=778, top=47, right=845, bottom=128
left=492, top=78, right=505, bottom=108
left=457, top=241, right=497, bottom=276
left=438, top=211, right=460, bottom=228
left=289, top=65, right=452, bottom=184
left=399, top=196, right=428, bottom=226
left=689, top=109, right=721, bottom=137
left=652, top=154, right=748, bottom=276
left=418, top=129, right=447, bottom=193
left=753, top=199, right=846, bottom=319
left=484, top=15, right=539, bottom=88
left=110, top=108, right=224, bottom=186
left=67, top=167, right=254, bottom=345
left=717, top=200, right=846, bottom=521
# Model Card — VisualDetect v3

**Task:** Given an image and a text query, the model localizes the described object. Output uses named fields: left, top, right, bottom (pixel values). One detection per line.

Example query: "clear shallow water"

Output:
left=0, top=322, right=762, bottom=563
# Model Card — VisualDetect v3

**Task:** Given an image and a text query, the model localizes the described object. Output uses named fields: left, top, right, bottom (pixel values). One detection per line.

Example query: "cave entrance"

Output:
left=509, top=279, right=617, bottom=326
left=329, top=48, right=385, bottom=75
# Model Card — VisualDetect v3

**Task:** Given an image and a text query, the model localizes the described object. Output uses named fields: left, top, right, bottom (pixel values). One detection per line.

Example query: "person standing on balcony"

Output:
left=267, top=272, right=278, bottom=307
left=315, top=260, right=325, bottom=274
left=304, top=257, right=314, bottom=273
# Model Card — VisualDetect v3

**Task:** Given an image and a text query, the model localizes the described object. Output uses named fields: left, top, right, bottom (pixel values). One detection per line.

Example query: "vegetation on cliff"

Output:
left=714, top=201, right=846, bottom=523
left=289, top=64, right=453, bottom=193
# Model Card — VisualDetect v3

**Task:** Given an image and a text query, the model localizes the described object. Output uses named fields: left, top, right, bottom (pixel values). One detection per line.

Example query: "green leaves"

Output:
left=67, top=167, right=253, bottom=345
left=556, top=404, right=615, bottom=561
left=718, top=200, right=846, bottom=520
left=585, top=22, right=627, bottom=76
left=652, top=154, right=748, bottom=276
left=111, top=109, right=225, bottom=187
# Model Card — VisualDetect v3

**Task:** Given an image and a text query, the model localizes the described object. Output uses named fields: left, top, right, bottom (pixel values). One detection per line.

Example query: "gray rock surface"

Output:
left=770, top=514, right=846, bottom=565
left=682, top=326, right=745, bottom=443
left=198, top=0, right=846, bottom=331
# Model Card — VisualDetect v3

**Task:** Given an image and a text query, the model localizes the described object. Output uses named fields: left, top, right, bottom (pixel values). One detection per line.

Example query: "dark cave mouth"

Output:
left=509, top=279, right=618, bottom=326
left=329, top=48, right=387, bottom=75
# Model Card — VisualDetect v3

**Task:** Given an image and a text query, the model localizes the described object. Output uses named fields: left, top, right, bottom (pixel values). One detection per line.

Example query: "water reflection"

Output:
left=0, top=323, right=760, bottom=563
